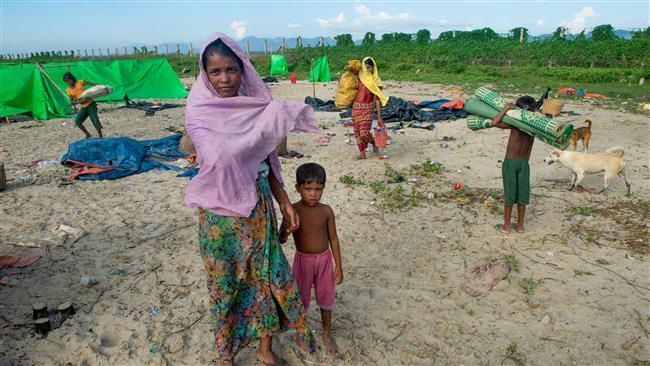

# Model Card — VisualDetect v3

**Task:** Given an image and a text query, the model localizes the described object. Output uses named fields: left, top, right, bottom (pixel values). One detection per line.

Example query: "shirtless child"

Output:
left=280, top=163, right=343, bottom=354
left=490, top=96, right=536, bottom=234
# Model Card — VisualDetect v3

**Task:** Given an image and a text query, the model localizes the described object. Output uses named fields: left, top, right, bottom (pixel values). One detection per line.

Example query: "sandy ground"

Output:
left=1, top=79, right=649, bottom=366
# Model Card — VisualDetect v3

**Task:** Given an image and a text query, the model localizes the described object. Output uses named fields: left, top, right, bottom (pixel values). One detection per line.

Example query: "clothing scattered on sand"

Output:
left=123, top=99, right=183, bottom=116
left=304, top=96, right=338, bottom=112
left=462, top=257, right=510, bottom=297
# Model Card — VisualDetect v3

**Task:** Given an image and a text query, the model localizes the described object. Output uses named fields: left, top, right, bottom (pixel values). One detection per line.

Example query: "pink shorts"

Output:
left=292, top=249, right=335, bottom=310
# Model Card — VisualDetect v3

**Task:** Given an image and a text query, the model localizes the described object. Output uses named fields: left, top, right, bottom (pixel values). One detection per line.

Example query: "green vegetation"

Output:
left=339, top=175, right=365, bottom=185
left=519, top=277, right=543, bottom=296
left=595, top=258, right=610, bottom=265
left=8, top=25, right=648, bottom=105
left=574, top=269, right=595, bottom=276
left=505, top=255, right=520, bottom=272
left=384, top=163, right=405, bottom=183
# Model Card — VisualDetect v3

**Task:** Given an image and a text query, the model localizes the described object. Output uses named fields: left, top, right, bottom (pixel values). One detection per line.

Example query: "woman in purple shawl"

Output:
left=185, top=33, right=318, bottom=365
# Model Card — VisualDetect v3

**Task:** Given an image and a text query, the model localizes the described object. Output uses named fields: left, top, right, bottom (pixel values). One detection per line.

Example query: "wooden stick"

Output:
left=37, top=65, right=74, bottom=105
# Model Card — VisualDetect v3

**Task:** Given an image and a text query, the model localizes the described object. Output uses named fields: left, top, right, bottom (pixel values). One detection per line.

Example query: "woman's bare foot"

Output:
left=295, top=335, right=308, bottom=353
left=372, top=144, right=379, bottom=153
left=322, top=333, right=338, bottom=354
left=358, top=151, right=367, bottom=160
left=84, top=133, right=92, bottom=139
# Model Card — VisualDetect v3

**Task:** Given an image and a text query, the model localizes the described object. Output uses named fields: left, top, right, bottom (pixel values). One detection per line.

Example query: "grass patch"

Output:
left=595, top=258, right=610, bottom=265
left=505, top=255, right=520, bottom=272
left=410, top=156, right=444, bottom=176
left=339, top=175, right=365, bottom=185
left=568, top=205, right=597, bottom=216
left=369, top=180, right=386, bottom=194
left=574, top=269, right=594, bottom=276
left=519, top=277, right=543, bottom=296
left=384, top=163, right=405, bottom=183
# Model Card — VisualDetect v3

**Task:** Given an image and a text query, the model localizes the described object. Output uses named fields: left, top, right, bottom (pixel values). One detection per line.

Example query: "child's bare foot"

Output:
left=84, top=133, right=92, bottom=139
left=515, top=225, right=524, bottom=233
left=372, top=144, right=379, bottom=153
left=495, top=223, right=510, bottom=234
left=322, top=333, right=338, bottom=354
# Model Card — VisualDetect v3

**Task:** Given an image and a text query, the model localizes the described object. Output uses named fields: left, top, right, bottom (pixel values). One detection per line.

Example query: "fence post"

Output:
left=124, top=47, right=127, bottom=55
left=115, top=48, right=119, bottom=56
left=519, top=28, right=524, bottom=43
left=165, top=44, right=169, bottom=56
left=107, top=48, right=110, bottom=56
left=176, top=43, right=180, bottom=54
left=99, top=48, right=102, bottom=57
left=246, top=40, right=250, bottom=56
left=154, top=45, right=158, bottom=54
left=189, top=43, right=194, bottom=56
left=264, top=40, right=268, bottom=55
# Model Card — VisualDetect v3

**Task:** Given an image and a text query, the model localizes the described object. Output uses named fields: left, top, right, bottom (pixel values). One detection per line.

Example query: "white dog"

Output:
left=543, top=147, right=631, bottom=195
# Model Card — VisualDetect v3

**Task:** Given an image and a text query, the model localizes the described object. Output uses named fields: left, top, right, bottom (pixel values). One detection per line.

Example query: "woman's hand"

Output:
left=377, top=117, right=384, bottom=128
left=279, top=202, right=300, bottom=233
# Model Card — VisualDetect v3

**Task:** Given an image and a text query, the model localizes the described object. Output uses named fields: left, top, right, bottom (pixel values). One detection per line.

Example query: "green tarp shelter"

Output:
left=309, top=55, right=331, bottom=82
left=1, top=58, right=188, bottom=120
left=269, top=54, right=288, bottom=75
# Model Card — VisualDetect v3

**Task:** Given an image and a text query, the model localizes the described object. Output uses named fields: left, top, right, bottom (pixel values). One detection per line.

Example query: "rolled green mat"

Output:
left=464, top=98, right=571, bottom=149
left=475, top=87, right=563, bottom=137
left=466, top=115, right=492, bottom=131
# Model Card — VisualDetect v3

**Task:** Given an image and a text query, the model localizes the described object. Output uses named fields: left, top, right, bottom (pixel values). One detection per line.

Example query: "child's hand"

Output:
left=503, top=103, right=517, bottom=111
left=334, top=267, right=343, bottom=285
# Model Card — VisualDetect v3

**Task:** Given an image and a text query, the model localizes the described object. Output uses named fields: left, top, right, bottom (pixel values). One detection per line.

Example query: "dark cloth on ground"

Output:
left=340, top=96, right=468, bottom=122
left=262, top=76, right=278, bottom=83
left=61, top=134, right=189, bottom=180
left=304, top=96, right=338, bottom=112
left=123, top=99, right=183, bottom=116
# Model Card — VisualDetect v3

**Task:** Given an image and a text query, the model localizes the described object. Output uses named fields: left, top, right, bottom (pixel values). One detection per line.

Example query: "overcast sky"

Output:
left=1, top=0, right=649, bottom=53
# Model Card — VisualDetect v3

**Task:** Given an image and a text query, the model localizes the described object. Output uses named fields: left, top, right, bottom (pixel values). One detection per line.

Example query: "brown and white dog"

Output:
left=544, top=147, right=631, bottom=195
left=571, top=119, right=592, bottom=152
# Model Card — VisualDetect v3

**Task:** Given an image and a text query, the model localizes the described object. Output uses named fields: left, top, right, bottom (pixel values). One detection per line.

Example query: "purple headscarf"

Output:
left=184, top=32, right=319, bottom=217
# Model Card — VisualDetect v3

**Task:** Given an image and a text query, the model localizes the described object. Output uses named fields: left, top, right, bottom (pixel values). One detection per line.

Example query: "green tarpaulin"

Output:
left=269, top=54, right=289, bottom=75
left=1, top=58, right=188, bottom=120
left=309, top=55, right=331, bottom=82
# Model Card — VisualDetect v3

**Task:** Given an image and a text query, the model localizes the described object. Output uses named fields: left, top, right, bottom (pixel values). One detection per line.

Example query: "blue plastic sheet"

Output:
left=61, top=134, right=188, bottom=180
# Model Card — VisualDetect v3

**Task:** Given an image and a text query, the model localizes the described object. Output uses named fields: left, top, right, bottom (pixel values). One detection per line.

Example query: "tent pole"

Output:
left=37, top=64, right=77, bottom=112
left=311, top=59, right=315, bottom=98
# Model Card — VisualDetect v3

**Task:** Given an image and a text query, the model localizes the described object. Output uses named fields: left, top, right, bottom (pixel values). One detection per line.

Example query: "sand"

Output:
left=1, top=79, right=648, bottom=365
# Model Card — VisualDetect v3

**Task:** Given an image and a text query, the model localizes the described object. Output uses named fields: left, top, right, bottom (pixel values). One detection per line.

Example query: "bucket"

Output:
left=542, top=98, right=565, bottom=117
left=290, top=74, right=297, bottom=84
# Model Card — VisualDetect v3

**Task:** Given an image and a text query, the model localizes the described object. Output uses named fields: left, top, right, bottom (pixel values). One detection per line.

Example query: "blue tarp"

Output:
left=417, top=99, right=451, bottom=109
left=61, top=134, right=188, bottom=180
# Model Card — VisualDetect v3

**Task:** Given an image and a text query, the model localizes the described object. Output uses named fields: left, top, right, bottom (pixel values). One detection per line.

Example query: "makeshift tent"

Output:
left=309, top=55, right=332, bottom=82
left=269, top=55, right=289, bottom=75
left=1, top=58, right=188, bottom=120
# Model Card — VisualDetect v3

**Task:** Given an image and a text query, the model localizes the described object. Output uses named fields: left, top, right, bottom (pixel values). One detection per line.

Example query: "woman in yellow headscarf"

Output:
left=351, top=57, right=389, bottom=159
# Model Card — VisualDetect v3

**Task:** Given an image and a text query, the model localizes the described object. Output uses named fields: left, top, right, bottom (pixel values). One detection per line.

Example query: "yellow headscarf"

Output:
left=345, top=59, right=362, bottom=72
left=359, top=57, right=388, bottom=106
